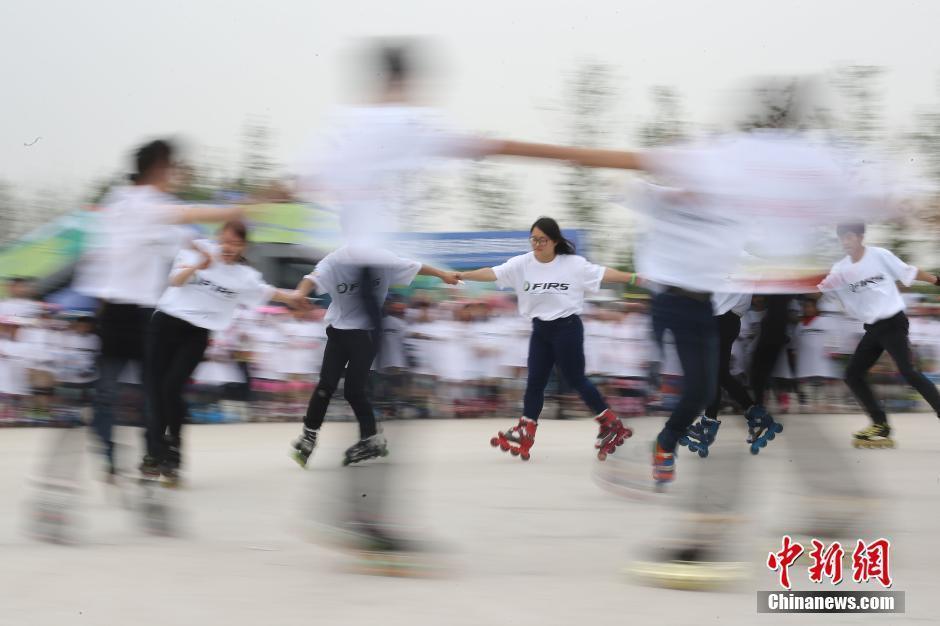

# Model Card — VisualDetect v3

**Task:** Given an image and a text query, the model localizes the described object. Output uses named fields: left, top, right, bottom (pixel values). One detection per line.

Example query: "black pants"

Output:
left=651, top=292, right=718, bottom=451
left=147, top=311, right=210, bottom=461
left=749, top=294, right=793, bottom=406
left=705, top=311, right=754, bottom=419
left=304, top=326, right=378, bottom=439
left=92, top=303, right=154, bottom=459
left=845, top=311, right=940, bottom=424
left=522, top=315, right=608, bottom=420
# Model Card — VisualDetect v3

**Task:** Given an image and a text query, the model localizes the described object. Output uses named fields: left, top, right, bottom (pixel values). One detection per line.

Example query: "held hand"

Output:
left=440, top=272, right=460, bottom=286
left=286, top=290, right=313, bottom=311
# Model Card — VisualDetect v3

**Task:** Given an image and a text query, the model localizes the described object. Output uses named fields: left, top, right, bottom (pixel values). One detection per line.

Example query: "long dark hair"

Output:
left=531, top=217, right=576, bottom=255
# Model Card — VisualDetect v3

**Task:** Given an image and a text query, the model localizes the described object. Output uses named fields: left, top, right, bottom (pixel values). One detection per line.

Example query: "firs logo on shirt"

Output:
left=848, top=274, right=886, bottom=293
left=194, top=277, right=237, bottom=298
left=336, top=278, right=382, bottom=294
left=523, top=282, right=571, bottom=292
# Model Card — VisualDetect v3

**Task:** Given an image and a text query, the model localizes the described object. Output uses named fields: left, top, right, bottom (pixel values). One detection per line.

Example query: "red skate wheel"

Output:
left=500, top=442, right=510, bottom=451
left=490, top=437, right=500, bottom=447
left=510, top=448, right=519, bottom=456
left=520, top=452, right=530, bottom=461
left=597, top=450, right=608, bottom=461
left=624, top=428, right=633, bottom=439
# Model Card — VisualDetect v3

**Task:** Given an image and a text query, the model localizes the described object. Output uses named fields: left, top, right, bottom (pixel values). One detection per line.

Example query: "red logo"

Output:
left=808, top=540, right=845, bottom=585
left=767, top=535, right=805, bottom=590
left=768, top=537, right=893, bottom=589
left=851, top=538, right=892, bottom=588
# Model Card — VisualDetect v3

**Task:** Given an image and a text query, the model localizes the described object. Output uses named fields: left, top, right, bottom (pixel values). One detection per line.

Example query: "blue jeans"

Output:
left=652, top=292, right=718, bottom=451
left=523, top=315, right=608, bottom=420
left=91, top=303, right=154, bottom=468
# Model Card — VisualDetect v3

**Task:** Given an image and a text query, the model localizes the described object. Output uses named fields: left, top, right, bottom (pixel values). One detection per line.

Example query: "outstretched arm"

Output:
left=271, top=288, right=311, bottom=311
left=602, top=268, right=640, bottom=286
left=295, top=275, right=317, bottom=298
left=418, top=264, right=460, bottom=285
left=488, top=141, right=645, bottom=171
left=915, top=268, right=940, bottom=285
left=455, top=268, right=498, bottom=282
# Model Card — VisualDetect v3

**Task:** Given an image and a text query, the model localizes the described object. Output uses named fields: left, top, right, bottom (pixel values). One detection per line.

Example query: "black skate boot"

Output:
left=291, top=427, right=319, bottom=468
left=342, top=434, right=388, bottom=466
left=161, top=436, right=181, bottom=487
left=139, top=455, right=162, bottom=480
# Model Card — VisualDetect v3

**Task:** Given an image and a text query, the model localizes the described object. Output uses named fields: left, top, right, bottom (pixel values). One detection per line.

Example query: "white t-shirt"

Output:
left=712, top=293, right=752, bottom=317
left=608, top=314, right=652, bottom=378
left=467, top=319, right=505, bottom=379
left=405, top=320, right=440, bottom=376
left=74, top=185, right=192, bottom=307
left=0, top=337, right=30, bottom=395
left=659, top=329, right=683, bottom=376
left=794, top=315, right=840, bottom=379
left=730, top=320, right=750, bottom=377
left=416, top=320, right=474, bottom=382
left=157, top=242, right=274, bottom=331
left=248, top=322, right=288, bottom=381
left=493, top=252, right=605, bottom=321
left=307, top=247, right=422, bottom=331
left=909, top=316, right=940, bottom=373
left=634, top=131, right=892, bottom=293
left=376, top=315, right=409, bottom=371
left=0, top=298, right=42, bottom=320
left=584, top=319, right=610, bottom=376
left=17, top=326, right=58, bottom=372
left=495, top=314, right=531, bottom=371
left=818, top=246, right=917, bottom=325
left=55, top=331, right=100, bottom=384
left=296, top=105, right=493, bottom=248
left=278, top=319, right=327, bottom=376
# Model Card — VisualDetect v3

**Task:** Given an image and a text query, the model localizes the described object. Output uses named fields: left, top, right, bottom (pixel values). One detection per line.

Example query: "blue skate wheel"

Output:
left=750, top=442, right=760, bottom=455
left=759, top=438, right=768, bottom=448
left=698, top=447, right=708, bottom=458
left=774, top=423, right=783, bottom=433
left=678, top=436, right=690, bottom=446
left=766, top=430, right=776, bottom=441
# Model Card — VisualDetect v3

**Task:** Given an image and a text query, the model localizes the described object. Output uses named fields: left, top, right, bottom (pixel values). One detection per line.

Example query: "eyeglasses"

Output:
left=529, top=237, right=550, bottom=246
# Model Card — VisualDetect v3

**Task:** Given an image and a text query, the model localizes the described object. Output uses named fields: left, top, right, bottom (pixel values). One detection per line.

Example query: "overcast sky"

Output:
left=3, top=0, right=940, bottom=208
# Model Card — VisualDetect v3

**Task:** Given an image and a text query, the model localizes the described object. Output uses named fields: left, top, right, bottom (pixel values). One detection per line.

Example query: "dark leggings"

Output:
left=304, top=326, right=378, bottom=439
left=749, top=295, right=793, bottom=407
left=845, top=311, right=940, bottom=424
left=522, top=315, right=608, bottom=420
left=705, top=311, right=754, bottom=418
left=147, top=311, right=210, bottom=461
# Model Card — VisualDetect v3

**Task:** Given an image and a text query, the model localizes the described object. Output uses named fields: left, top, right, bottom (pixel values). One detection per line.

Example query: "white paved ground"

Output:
left=0, top=414, right=937, bottom=625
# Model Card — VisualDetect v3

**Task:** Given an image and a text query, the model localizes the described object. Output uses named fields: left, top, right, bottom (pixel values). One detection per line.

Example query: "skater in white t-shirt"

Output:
left=289, top=247, right=457, bottom=467
left=145, top=221, right=307, bottom=482
left=818, top=222, right=940, bottom=447
left=457, top=217, right=639, bottom=461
